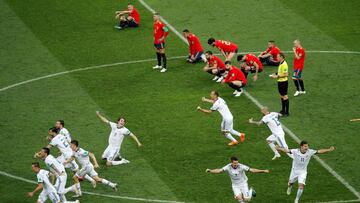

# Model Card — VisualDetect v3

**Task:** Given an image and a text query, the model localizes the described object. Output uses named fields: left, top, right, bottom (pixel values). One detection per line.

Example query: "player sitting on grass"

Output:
left=207, top=38, right=238, bottom=61
left=206, top=156, right=269, bottom=203
left=258, top=40, right=281, bottom=66
left=114, top=3, right=140, bottom=30
left=203, top=51, right=226, bottom=82
left=222, top=61, right=247, bottom=97
left=183, top=29, right=206, bottom=63
left=237, top=54, right=263, bottom=82
left=277, top=141, right=335, bottom=203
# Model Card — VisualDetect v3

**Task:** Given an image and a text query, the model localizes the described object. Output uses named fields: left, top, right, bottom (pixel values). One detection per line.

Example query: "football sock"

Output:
left=224, top=133, right=237, bottom=142
left=84, top=174, right=95, bottom=183
left=230, top=129, right=241, bottom=136
left=64, top=185, right=76, bottom=194
left=101, top=179, right=116, bottom=187
left=285, top=99, right=289, bottom=114
left=268, top=142, right=280, bottom=156
left=161, top=53, right=167, bottom=68
left=281, top=98, right=285, bottom=113
left=296, top=188, right=303, bottom=200
left=110, top=160, right=128, bottom=165
left=207, top=69, right=213, bottom=75
left=299, top=80, right=305, bottom=91
left=229, top=83, right=241, bottom=91
left=75, top=183, right=82, bottom=195
left=156, top=52, right=162, bottom=66
left=293, top=80, right=300, bottom=91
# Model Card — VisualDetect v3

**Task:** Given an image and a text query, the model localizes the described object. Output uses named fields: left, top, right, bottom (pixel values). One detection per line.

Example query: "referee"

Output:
left=270, top=52, right=289, bottom=116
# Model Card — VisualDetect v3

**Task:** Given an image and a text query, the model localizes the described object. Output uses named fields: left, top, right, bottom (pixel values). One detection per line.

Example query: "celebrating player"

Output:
left=197, top=91, right=245, bottom=146
left=96, top=111, right=142, bottom=166
left=237, top=54, right=263, bottom=82
left=114, top=3, right=140, bottom=30
left=270, top=53, right=289, bottom=116
left=183, top=29, right=206, bottom=63
left=152, top=13, right=169, bottom=73
left=203, top=51, right=226, bottom=82
left=206, top=156, right=269, bottom=202
left=248, top=107, right=293, bottom=160
left=55, top=120, right=71, bottom=142
left=292, top=39, right=306, bottom=96
left=258, top=40, right=281, bottom=66
left=222, top=61, right=247, bottom=97
left=277, top=141, right=335, bottom=203
left=207, top=38, right=238, bottom=61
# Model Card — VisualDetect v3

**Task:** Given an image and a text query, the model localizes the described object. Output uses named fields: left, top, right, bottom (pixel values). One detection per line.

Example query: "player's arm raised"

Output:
left=96, top=111, right=110, bottom=123
left=249, top=168, right=270, bottom=173
left=317, top=146, right=335, bottom=154
left=89, top=152, right=99, bottom=168
left=201, top=97, right=214, bottom=104
left=248, top=118, right=263, bottom=126
left=276, top=146, right=291, bottom=153
left=205, top=168, right=224, bottom=174
left=27, top=183, right=43, bottom=197
left=129, top=133, right=142, bottom=147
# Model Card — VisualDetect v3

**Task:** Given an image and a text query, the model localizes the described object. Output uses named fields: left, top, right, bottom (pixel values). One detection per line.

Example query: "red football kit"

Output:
left=187, top=33, right=203, bottom=55
left=129, top=7, right=140, bottom=24
left=154, top=21, right=168, bottom=44
left=224, top=66, right=247, bottom=85
left=246, top=54, right=263, bottom=70
left=215, top=40, right=238, bottom=53
left=208, top=55, right=225, bottom=70
left=264, top=46, right=281, bottom=61
left=294, top=47, right=305, bottom=70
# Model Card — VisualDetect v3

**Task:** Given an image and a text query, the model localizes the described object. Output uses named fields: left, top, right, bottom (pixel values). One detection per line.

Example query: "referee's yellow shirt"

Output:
left=277, top=60, right=288, bottom=82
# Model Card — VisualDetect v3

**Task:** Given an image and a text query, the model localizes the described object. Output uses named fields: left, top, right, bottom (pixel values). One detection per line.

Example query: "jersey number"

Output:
left=220, top=40, right=230, bottom=45
left=272, top=118, right=281, bottom=126
left=63, top=140, right=69, bottom=147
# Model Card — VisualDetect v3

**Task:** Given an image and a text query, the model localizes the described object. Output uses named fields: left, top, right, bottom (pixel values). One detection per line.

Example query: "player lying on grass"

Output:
left=63, top=140, right=118, bottom=197
left=152, top=13, right=169, bottom=73
left=197, top=90, right=245, bottom=146
left=207, top=38, right=238, bottom=61
left=222, top=61, right=247, bottom=97
left=206, top=156, right=269, bottom=203
left=28, top=162, right=80, bottom=203
left=114, top=3, right=140, bottom=30
left=96, top=111, right=142, bottom=166
left=248, top=107, right=293, bottom=160
left=183, top=29, right=206, bottom=63
left=237, top=54, right=263, bottom=82
left=258, top=40, right=281, bottom=66
left=203, top=51, right=226, bottom=82
left=276, top=141, right=335, bottom=203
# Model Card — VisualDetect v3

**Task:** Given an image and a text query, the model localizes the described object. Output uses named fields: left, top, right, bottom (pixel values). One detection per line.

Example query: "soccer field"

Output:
left=1, top=0, right=360, bottom=202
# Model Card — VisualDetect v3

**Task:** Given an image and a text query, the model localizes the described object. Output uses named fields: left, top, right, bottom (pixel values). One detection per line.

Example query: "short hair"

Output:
left=224, top=61, right=232, bottom=65
left=205, top=50, right=213, bottom=55
left=268, top=40, right=275, bottom=43
left=207, top=38, right=215, bottom=45
left=128, top=3, right=133, bottom=5
left=237, top=55, right=244, bottom=61
left=71, top=140, right=79, bottom=147
left=57, top=120, right=64, bottom=127
left=279, top=52, right=286, bottom=59
left=32, top=162, right=40, bottom=168
left=183, top=29, right=189, bottom=33
left=211, top=90, right=219, bottom=97
left=42, top=147, right=50, bottom=155
left=117, top=117, right=125, bottom=122
left=49, top=127, right=59, bottom=134
left=300, top=140, right=308, bottom=146
left=230, top=156, right=238, bottom=162
left=154, top=12, right=160, bottom=16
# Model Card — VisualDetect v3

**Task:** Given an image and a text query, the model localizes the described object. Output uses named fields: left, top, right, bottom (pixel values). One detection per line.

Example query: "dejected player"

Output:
left=183, top=29, right=206, bottom=63
left=152, top=13, right=169, bottom=73
left=292, top=39, right=306, bottom=96
left=258, top=40, right=281, bottom=66
left=207, top=38, right=238, bottom=61
left=114, top=3, right=140, bottom=30
left=237, top=54, right=263, bottom=82
left=222, top=61, right=247, bottom=97
left=203, top=51, right=226, bottom=82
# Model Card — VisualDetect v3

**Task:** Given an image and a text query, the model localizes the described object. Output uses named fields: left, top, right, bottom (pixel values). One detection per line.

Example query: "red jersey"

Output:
left=208, top=55, right=225, bottom=70
left=294, top=47, right=305, bottom=70
left=187, top=33, right=203, bottom=55
left=129, top=7, right=140, bottom=24
left=224, top=66, right=247, bottom=84
left=265, top=46, right=281, bottom=61
left=154, top=21, right=168, bottom=43
left=215, top=40, right=238, bottom=53
left=245, top=54, right=263, bottom=70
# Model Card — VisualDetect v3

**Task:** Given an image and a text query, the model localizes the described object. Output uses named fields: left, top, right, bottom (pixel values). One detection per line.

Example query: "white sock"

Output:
left=101, top=179, right=115, bottom=187
left=76, top=183, right=82, bottom=195
left=296, top=188, right=303, bottom=200
left=64, top=185, right=76, bottom=194
left=225, top=133, right=237, bottom=142
left=110, top=160, right=128, bottom=166
left=84, top=174, right=95, bottom=183
left=230, top=129, right=241, bottom=137
left=268, top=142, right=280, bottom=156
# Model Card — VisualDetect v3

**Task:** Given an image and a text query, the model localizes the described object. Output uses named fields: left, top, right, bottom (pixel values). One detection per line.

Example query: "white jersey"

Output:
left=290, top=148, right=317, bottom=172
left=222, top=163, right=250, bottom=186
left=59, top=127, right=71, bottom=142
left=108, top=122, right=131, bottom=148
left=44, top=155, right=65, bottom=176
left=261, top=112, right=284, bottom=135
left=73, top=147, right=93, bottom=168
left=49, top=134, right=72, bottom=157
left=37, top=169, right=57, bottom=193
left=210, top=97, right=233, bottom=120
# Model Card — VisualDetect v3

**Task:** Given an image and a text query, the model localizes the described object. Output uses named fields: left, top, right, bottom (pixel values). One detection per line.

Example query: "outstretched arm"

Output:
left=201, top=97, right=214, bottom=104
left=96, top=111, right=109, bottom=123
left=28, top=183, right=43, bottom=197
left=248, top=118, right=263, bottom=126
left=249, top=168, right=270, bottom=173
left=276, top=146, right=291, bottom=153
left=317, top=146, right=335, bottom=154
left=197, top=106, right=212, bottom=114
left=206, top=168, right=224, bottom=174
left=89, top=152, right=99, bottom=168
left=130, top=133, right=142, bottom=147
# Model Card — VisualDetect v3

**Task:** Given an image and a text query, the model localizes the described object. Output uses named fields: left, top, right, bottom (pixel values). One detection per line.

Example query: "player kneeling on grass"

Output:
left=206, top=157, right=269, bottom=203
left=183, top=29, right=206, bottom=63
left=197, top=90, right=245, bottom=146
left=28, top=162, right=79, bottom=203
left=114, top=3, right=140, bottom=30
left=222, top=61, right=247, bottom=97
left=237, top=54, right=263, bottom=82
left=203, top=51, right=226, bottom=82
left=276, top=141, right=335, bottom=203
left=96, top=111, right=142, bottom=166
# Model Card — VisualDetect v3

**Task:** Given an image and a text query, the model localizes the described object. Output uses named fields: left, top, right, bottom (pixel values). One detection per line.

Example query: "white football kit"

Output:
left=44, top=155, right=67, bottom=195
left=222, top=163, right=251, bottom=198
left=210, top=97, right=234, bottom=132
left=261, top=112, right=288, bottom=148
left=102, top=122, right=131, bottom=161
left=289, top=148, right=318, bottom=184
left=74, top=147, right=98, bottom=178
left=36, top=169, right=60, bottom=203
left=50, top=134, right=79, bottom=171
left=59, top=127, right=71, bottom=143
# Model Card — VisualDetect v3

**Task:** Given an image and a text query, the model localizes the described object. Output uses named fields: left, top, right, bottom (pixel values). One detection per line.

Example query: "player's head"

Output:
left=261, top=106, right=270, bottom=115
left=300, top=140, right=309, bottom=152
left=278, top=52, right=285, bottom=62
left=153, top=12, right=160, bottom=21
left=117, top=117, right=126, bottom=127
left=31, top=162, right=41, bottom=173
left=237, top=54, right=245, bottom=62
left=230, top=156, right=239, bottom=168
left=55, top=120, right=64, bottom=129
left=210, top=90, right=219, bottom=100
left=225, top=60, right=232, bottom=70
left=205, top=51, right=213, bottom=59
left=39, top=147, right=50, bottom=158
left=183, top=29, right=190, bottom=37
left=268, top=40, right=275, bottom=48
left=294, top=39, right=301, bottom=47
left=207, top=38, right=215, bottom=46
left=70, top=140, right=79, bottom=151
left=127, top=3, right=134, bottom=10
left=48, top=126, right=59, bottom=136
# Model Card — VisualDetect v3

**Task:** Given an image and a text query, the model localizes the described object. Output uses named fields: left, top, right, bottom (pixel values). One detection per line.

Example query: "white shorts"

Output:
left=221, top=118, right=233, bottom=132
left=38, top=190, right=60, bottom=203
left=56, top=154, right=79, bottom=172
left=54, top=173, right=67, bottom=194
left=266, top=133, right=288, bottom=149
left=289, top=169, right=307, bottom=185
left=102, top=145, right=120, bottom=161
left=76, top=164, right=98, bottom=178
left=232, top=183, right=251, bottom=199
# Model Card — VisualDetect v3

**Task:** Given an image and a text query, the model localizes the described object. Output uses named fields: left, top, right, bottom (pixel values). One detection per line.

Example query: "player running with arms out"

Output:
left=203, top=51, right=226, bottom=82
left=114, top=3, right=140, bottom=30
left=258, top=40, right=281, bottom=66
left=28, top=162, right=79, bottom=203
left=55, top=120, right=71, bottom=143
left=222, top=61, right=247, bottom=97
left=237, top=54, right=263, bottom=82
left=96, top=111, right=142, bottom=166
left=292, top=39, right=306, bottom=96
left=152, top=13, right=169, bottom=73
left=248, top=107, right=293, bottom=160
left=277, top=141, right=335, bottom=203
left=183, top=29, right=206, bottom=63
left=206, top=157, right=269, bottom=203
left=207, top=38, right=238, bottom=61
left=197, top=91, right=245, bottom=146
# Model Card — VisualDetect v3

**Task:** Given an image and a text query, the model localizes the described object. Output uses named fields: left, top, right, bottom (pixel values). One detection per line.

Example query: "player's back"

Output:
left=262, top=112, right=283, bottom=135
left=50, top=134, right=73, bottom=156
left=211, top=97, right=233, bottom=120
left=37, top=169, right=57, bottom=192
left=59, top=127, right=71, bottom=142
left=45, top=154, right=65, bottom=175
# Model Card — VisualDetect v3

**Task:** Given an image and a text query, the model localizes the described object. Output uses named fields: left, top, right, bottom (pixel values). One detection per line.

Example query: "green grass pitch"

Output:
left=0, top=0, right=360, bottom=202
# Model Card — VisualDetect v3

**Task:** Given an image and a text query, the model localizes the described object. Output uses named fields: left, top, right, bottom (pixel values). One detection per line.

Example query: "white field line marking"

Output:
left=138, top=0, right=360, bottom=200
left=0, top=170, right=185, bottom=203
left=306, top=200, right=360, bottom=203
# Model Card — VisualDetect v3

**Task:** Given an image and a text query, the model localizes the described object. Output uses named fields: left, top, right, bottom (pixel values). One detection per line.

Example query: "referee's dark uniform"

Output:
left=277, top=58, right=289, bottom=115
